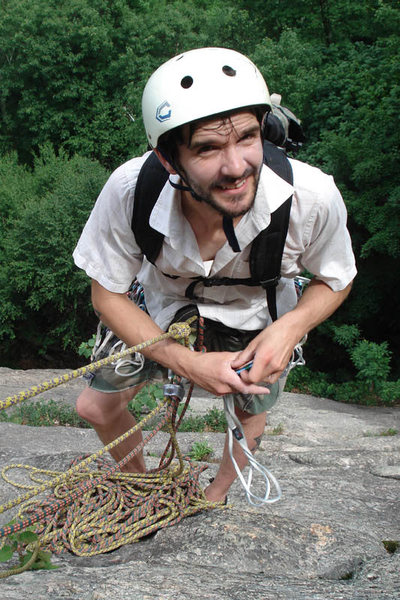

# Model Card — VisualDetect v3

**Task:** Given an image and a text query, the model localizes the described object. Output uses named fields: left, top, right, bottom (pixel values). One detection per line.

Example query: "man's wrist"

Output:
left=143, top=337, right=195, bottom=380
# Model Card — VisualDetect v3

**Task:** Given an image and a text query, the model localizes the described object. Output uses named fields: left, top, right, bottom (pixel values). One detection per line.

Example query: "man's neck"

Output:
left=181, top=190, right=241, bottom=260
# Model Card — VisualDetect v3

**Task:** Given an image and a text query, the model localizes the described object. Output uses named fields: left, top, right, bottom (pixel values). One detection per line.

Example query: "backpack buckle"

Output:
left=259, top=276, right=280, bottom=289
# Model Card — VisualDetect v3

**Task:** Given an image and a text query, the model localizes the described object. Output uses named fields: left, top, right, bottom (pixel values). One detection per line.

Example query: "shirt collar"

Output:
left=148, top=165, right=294, bottom=254
left=148, top=174, right=180, bottom=237
left=233, top=163, right=294, bottom=248
left=149, top=175, right=201, bottom=262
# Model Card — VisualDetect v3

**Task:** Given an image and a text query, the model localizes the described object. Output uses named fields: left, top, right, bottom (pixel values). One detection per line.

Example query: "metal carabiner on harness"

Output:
left=163, top=382, right=185, bottom=402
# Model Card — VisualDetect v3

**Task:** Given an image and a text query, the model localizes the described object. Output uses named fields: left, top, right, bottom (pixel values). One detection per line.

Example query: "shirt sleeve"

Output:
left=284, top=160, right=357, bottom=291
left=73, top=156, right=147, bottom=293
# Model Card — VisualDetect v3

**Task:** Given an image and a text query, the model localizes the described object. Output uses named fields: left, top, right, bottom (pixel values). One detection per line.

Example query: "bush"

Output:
left=0, top=146, right=108, bottom=366
left=287, top=326, right=400, bottom=405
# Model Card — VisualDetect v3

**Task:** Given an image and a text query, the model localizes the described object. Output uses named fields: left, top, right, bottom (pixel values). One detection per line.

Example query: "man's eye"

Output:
left=241, top=132, right=257, bottom=142
left=198, top=145, right=215, bottom=154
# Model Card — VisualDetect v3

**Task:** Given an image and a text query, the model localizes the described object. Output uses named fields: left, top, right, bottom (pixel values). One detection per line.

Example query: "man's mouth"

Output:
left=219, top=178, right=247, bottom=190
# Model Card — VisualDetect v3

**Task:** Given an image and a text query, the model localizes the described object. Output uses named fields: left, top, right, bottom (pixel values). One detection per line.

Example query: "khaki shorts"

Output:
left=86, top=304, right=283, bottom=415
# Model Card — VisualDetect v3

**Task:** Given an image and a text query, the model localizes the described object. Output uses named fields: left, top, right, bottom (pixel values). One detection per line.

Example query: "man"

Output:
left=73, top=47, right=356, bottom=504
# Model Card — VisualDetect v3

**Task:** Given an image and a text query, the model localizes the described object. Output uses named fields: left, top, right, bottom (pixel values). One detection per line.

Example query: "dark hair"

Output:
left=157, top=105, right=268, bottom=167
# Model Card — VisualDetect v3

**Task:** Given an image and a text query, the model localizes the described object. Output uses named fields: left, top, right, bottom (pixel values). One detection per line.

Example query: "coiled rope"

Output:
left=0, top=318, right=225, bottom=578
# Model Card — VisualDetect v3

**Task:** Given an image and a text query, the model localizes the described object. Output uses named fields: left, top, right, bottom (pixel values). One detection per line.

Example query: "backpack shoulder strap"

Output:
left=132, top=144, right=293, bottom=323
left=249, top=141, right=293, bottom=321
left=131, top=152, right=169, bottom=264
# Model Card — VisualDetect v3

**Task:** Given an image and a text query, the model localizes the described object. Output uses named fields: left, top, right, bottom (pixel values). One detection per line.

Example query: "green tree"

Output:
left=302, top=37, right=400, bottom=375
left=0, top=146, right=108, bottom=365
left=0, top=0, right=257, bottom=168
left=237, top=0, right=400, bottom=46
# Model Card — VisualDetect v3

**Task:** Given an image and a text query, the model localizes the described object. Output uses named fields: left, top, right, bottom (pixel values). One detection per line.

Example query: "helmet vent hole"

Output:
left=222, top=65, right=236, bottom=77
left=181, top=76, right=193, bottom=89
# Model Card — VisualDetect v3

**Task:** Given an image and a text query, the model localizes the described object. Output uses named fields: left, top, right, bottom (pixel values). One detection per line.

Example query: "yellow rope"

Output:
left=0, top=401, right=225, bottom=562
left=0, top=396, right=169, bottom=516
left=0, top=318, right=195, bottom=411
left=12, top=461, right=215, bottom=558
left=0, top=317, right=226, bottom=578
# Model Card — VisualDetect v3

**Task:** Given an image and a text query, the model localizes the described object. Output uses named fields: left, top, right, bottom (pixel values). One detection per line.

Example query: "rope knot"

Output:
left=168, top=321, right=192, bottom=340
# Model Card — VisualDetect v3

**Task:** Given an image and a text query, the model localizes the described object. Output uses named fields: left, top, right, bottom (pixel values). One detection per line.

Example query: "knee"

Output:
left=76, top=388, right=124, bottom=427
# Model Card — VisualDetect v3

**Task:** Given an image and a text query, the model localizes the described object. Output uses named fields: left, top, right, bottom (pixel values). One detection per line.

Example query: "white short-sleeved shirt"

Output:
left=73, top=152, right=357, bottom=331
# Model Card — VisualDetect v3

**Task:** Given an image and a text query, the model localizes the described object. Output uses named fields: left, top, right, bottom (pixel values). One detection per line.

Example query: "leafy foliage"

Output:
left=287, top=324, right=400, bottom=405
left=0, top=0, right=257, bottom=168
left=189, top=440, right=214, bottom=462
left=0, top=522, right=57, bottom=574
left=0, top=0, right=399, bottom=401
left=128, top=383, right=164, bottom=421
left=0, top=146, right=108, bottom=365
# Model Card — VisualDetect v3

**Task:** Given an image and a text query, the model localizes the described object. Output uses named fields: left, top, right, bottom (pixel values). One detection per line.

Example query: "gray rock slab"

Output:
left=0, top=368, right=399, bottom=599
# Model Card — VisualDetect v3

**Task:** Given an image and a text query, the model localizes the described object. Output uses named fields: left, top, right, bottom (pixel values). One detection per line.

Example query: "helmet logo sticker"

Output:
left=156, top=101, right=172, bottom=123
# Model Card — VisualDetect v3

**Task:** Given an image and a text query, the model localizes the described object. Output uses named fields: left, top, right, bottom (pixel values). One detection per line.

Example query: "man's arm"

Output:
left=231, top=278, right=353, bottom=384
left=91, top=279, right=269, bottom=397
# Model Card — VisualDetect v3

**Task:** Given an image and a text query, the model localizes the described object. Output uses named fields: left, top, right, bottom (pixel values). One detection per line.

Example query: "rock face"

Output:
left=0, top=367, right=399, bottom=599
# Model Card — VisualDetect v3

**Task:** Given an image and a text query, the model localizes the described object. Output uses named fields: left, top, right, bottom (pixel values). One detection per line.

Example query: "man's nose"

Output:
left=220, top=144, right=247, bottom=178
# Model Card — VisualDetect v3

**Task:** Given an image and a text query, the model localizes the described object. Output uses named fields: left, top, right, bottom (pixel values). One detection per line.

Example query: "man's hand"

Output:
left=182, top=350, right=270, bottom=397
left=231, top=279, right=353, bottom=385
left=231, top=319, right=297, bottom=385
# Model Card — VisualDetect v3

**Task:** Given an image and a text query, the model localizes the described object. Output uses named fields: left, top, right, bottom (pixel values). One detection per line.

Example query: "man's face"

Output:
left=176, top=111, right=264, bottom=218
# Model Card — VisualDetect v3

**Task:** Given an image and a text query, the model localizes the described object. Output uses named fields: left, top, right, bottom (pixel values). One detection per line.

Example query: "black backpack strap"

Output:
left=132, top=152, right=169, bottom=264
left=132, top=144, right=293, bottom=323
left=249, top=141, right=293, bottom=321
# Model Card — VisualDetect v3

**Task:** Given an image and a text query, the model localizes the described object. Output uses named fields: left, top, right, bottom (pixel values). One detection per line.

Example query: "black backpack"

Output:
left=132, top=140, right=293, bottom=322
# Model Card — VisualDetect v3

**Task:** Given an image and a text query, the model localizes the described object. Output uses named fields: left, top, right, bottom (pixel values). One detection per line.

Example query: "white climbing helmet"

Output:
left=142, top=47, right=271, bottom=148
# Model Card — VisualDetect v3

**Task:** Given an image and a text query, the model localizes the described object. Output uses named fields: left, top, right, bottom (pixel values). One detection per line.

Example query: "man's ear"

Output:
left=154, top=149, right=177, bottom=175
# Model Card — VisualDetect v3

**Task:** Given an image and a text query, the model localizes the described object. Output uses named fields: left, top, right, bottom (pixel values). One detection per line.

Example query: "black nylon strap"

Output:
left=132, top=144, right=293, bottom=322
left=185, top=276, right=256, bottom=300
left=131, top=152, right=168, bottom=265
left=223, top=215, right=241, bottom=252
left=253, top=141, right=293, bottom=320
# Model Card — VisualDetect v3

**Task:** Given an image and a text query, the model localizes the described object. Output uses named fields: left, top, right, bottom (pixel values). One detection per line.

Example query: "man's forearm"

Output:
left=280, top=278, right=353, bottom=343
left=90, top=279, right=270, bottom=396
left=230, top=278, right=353, bottom=383
left=91, top=279, right=193, bottom=373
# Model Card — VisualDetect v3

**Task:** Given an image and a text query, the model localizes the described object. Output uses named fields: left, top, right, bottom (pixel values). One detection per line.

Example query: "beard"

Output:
left=178, top=163, right=262, bottom=219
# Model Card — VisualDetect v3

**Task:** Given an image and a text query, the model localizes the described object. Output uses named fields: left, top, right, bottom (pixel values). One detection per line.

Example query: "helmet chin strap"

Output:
left=222, top=215, right=241, bottom=252
left=159, top=144, right=242, bottom=255
left=169, top=178, right=241, bottom=253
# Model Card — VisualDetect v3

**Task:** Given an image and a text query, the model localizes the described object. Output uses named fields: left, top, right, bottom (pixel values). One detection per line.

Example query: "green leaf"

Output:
left=19, top=551, right=33, bottom=566
left=18, top=531, right=38, bottom=543
left=0, top=545, right=14, bottom=562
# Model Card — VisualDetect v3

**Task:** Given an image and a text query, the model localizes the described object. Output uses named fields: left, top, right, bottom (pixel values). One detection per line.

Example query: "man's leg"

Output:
left=204, top=406, right=267, bottom=502
left=76, top=384, right=147, bottom=473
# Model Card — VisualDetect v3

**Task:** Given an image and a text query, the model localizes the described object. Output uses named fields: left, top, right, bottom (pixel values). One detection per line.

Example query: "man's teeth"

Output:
left=221, top=178, right=246, bottom=190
